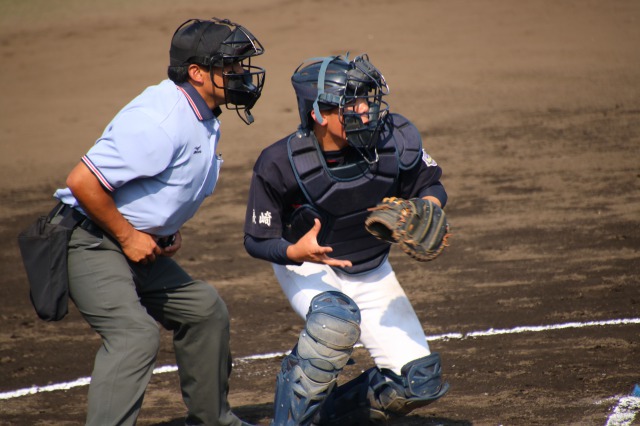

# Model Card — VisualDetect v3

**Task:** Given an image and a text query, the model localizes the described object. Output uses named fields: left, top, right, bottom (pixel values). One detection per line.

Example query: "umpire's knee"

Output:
left=186, top=281, right=229, bottom=329
left=119, top=316, right=162, bottom=362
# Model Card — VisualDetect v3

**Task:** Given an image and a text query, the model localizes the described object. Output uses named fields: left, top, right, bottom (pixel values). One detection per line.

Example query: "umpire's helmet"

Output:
left=291, top=54, right=389, bottom=162
left=170, top=18, right=266, bottom=124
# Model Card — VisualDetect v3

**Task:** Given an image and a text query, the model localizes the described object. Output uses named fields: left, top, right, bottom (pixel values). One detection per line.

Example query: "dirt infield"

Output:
left=1, top=1, right=639, bottom=425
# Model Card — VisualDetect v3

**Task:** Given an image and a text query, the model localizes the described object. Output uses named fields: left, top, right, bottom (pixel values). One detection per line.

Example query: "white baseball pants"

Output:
left=272, top=259, right=431, bottom=375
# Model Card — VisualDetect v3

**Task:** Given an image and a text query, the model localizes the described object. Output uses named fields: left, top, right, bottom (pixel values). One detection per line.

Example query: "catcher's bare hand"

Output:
left=287, top=219, right=352, bottom=268
left=365, top=197, right=451, bottom=262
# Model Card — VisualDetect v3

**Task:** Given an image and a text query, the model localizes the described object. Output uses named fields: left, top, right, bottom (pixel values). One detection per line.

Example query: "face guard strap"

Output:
left=312, top=55, right=344, bottom=125
left=340, top=55, right=390, bottom=164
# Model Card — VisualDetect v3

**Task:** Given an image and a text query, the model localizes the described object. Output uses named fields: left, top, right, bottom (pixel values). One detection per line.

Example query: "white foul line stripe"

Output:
left=605, top=396, right=640, bottom=426
left=1, top=317, right=639, bottom=409
left=0, top=377, right=92, bottom=399
left=432, top=317, right=640, bottom=340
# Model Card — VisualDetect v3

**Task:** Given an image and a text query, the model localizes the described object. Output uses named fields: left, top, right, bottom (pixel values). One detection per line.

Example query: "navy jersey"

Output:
left=244, top=125, right=446, bottom=243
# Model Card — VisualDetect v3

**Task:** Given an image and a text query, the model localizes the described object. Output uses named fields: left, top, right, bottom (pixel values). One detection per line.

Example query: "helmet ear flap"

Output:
left=311, top=55, right=342, bottom=125
left=291, top=55, right=350, bottom=130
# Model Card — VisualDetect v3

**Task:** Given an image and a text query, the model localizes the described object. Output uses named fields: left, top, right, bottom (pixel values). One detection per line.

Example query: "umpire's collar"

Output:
left=177, top=82, right=222, bottom=121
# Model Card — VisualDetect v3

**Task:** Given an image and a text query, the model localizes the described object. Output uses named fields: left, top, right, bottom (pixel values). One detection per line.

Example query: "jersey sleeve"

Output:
left=243, top=147, right=289, bottom=239
left=83, top=109, right=174, bottom=191
left=398, top=148, right=448, bottom=207
left=243, top=234, right=299, bottom=265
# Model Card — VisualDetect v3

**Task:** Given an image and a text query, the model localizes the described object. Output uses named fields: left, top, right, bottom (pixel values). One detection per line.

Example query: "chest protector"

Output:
left=284, top=114, right=422, bottom=274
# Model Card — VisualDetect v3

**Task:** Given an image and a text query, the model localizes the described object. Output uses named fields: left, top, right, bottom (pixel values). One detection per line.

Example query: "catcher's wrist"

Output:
left=420, top=195, right=442, bottom=208
left=286, top=243, right=304, bottom=263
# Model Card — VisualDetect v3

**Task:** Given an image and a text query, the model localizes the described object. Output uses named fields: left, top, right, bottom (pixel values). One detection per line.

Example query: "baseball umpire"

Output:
left=243, top=54, right=450, bottom=425
left=47, top=18, right=265, bottom=426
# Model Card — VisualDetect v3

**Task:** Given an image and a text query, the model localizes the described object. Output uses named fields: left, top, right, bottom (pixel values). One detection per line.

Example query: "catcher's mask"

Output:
left=291, top=53, right=389, bottom=163
left=170, top=18, right=266, bottom=124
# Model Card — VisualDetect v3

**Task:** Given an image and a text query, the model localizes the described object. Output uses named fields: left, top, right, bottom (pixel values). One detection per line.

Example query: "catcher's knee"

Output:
left=272, top=291, right=361, bottom=426
left=300, top=290, right=361, bottom=354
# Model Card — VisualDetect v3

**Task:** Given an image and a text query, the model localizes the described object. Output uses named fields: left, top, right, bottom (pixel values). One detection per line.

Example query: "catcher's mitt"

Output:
left=365, top=197, right=450, bottom=261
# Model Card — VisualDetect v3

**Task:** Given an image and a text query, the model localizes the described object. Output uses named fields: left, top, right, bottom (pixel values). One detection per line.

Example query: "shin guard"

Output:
left=272, top=291, right=361, bottom=426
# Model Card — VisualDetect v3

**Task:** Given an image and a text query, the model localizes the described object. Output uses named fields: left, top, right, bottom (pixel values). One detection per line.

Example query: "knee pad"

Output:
left=314, top=353, right=449, bottom=425
left=272, top=291, right=361, bottom=426
left=298, top=291, right=361, bottom=366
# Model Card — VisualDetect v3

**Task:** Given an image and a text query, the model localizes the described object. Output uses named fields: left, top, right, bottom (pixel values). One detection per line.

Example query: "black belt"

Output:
left=49, top=202, right=104, bottom=236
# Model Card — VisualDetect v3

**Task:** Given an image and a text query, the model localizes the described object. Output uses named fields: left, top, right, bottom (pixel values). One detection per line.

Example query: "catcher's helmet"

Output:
left=170, top=18, right=266, bottom=124
left=291, top=54, right=389, bottom=162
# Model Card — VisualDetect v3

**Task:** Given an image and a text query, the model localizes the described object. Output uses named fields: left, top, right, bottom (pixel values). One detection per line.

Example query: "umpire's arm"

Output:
left=66, top=161, right=161, bottom=264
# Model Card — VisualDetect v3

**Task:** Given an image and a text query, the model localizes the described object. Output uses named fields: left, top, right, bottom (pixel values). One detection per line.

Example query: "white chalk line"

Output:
left=2, top=316, right=639, bottom=425
left=605, top=395, right=640, bottom=426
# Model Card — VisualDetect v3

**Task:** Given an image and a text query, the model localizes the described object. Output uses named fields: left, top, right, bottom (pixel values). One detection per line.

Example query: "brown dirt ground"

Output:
left=1, top=1, right=639, bottom=425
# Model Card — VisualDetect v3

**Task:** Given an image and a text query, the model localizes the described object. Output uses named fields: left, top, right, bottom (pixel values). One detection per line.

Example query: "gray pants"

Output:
left=67, top=226, right=242, bottom=426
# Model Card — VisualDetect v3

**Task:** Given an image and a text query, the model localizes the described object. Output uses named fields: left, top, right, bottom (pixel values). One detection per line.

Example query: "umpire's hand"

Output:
left=121, top=229, right=162, bottom=264
left=157, top=231, right=182, bottom=258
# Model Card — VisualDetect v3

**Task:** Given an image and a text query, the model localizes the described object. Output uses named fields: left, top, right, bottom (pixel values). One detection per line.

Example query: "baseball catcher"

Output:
left=243, top=53, right=450, bottom=425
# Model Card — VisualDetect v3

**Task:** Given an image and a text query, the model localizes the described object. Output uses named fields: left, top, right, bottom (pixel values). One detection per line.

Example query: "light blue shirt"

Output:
left=55, top=80, right=223, bottom=236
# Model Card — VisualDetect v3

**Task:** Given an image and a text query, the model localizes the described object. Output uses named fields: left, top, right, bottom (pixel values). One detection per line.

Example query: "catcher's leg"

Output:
left=271, top=291, right=361, bottom=426
left=313, top=353, right=449, bottom=425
